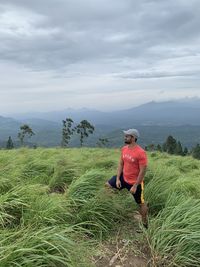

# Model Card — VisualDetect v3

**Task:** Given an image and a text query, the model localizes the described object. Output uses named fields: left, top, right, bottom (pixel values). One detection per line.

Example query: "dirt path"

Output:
left=93, top=213, right=151, bottom=267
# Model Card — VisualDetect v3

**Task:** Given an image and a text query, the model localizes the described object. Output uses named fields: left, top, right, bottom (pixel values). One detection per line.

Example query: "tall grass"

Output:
left=0, top=225, right=94, bottom=267
left=67, top=169, right=104, bottom=201
left=145, top=165, right=180, bottom=214
left=49, top=158, right=77, bottom=192
left=0, top=187, right=28, bottom=228
left=0, top=148, right=129, bottom=266
left=147, top=194, right=200, bottom=266
left=66, top=169, right=134, bottom=238
left=146, top=153, right=200, bottom=266
left=21, top=189, right=72, bottom=227
left=0, top=148, right=200, bottom=266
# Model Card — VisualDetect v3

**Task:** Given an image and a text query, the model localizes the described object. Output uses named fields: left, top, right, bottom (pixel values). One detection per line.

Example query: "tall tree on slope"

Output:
left=76, top=120, right=95, bottom=147
left=18, top=124, right=35, bottom=146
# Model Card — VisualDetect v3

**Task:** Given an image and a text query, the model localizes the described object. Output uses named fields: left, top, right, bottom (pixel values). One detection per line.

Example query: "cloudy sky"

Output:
left=0, top=0, right=200, bottom=114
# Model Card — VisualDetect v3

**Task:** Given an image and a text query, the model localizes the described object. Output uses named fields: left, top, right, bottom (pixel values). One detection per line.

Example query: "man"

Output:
left=106, top=128, right=148, bottom=228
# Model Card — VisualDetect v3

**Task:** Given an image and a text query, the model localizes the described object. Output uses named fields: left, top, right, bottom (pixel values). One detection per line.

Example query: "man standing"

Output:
left=106, top=129, right=148, bottom=228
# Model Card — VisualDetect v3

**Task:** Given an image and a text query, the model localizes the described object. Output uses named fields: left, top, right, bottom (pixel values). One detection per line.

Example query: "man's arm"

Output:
left=130, top=165, right=147, bottom=193
left=116, top=157, right=124, bottom=188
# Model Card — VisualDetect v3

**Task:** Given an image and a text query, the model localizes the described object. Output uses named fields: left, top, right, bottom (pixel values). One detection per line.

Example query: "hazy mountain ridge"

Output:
left=9, top=98, right=200, bottom=126
left=1, top=99, right=200, bottom=148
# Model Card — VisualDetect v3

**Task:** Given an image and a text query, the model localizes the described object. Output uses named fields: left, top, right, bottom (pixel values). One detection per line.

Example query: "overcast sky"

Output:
left=0, top=0, right=200, bottom=114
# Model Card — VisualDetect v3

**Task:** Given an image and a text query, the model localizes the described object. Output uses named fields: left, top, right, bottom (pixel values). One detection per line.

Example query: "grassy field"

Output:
left=0, top=148, right=200, bottom=266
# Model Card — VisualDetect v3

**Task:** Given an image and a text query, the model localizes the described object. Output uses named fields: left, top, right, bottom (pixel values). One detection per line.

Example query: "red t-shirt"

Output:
left=121, top=145, right=147, bottom=185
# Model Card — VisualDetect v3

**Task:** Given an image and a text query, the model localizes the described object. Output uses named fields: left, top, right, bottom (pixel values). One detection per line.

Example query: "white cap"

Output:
left=123, top=129, right=140, bottom=138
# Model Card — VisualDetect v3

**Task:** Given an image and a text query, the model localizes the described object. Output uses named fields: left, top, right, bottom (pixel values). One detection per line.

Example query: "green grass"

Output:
left=145, top=152, right=200, bottom=266
left=0, top=225, right=93, bottom=267
left=0, top=148, right=200, bottom=266
left=147, top=194, right=200, bottom=266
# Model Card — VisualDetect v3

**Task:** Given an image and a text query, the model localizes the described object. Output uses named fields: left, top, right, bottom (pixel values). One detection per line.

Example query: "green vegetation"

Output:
left=6, top=136, right=14, bottom=149
left=18, top=124, right=35, bottom=146
left=192, top=144, right=200, bottom=160
left=145, top=152, right=200, bottom=266
left=61, top=118, right=75, bottom=147
left=0, top=148, right=200, bottom=266
left=76, top=120, right=95, bottom=146
left=146, top=135, right=188, bottom=157
left=96, top=138, right=109, bottom=147
left=61, top=118, right=95, bottom=147
left=146, top=135, right=200, bottom=161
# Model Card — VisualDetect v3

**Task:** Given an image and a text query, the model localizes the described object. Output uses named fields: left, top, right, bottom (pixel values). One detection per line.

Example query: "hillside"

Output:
left=1, top=120, right=200, bottom=149
left=1, top=99, right=200, bottom=148
left=0, top=148, right=200, bottom=266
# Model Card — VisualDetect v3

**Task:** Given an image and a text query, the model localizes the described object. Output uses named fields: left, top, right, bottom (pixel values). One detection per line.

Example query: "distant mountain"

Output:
left=10, top=98, right=200, bottom=126
left=1, top=98, right=200, bottom=148
left=0, top=116, right=21, bottom=138
left=12, top=108, right=108, bottom=125
left=120, top=99, right=200, bottom=126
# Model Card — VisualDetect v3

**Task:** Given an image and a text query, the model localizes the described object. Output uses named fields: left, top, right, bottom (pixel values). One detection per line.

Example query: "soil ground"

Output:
left=93, top=212, right=152, bottom=267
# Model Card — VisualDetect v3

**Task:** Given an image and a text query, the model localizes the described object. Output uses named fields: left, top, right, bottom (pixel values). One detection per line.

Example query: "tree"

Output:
left=163, top=135, right=177, bottom=154
left=96, top=138, right=109, bottom=147
left=18, top=124, right=35, bottom=146
left=156, top=144, right=162, bottom=152
left=175, top=141, right=183, bottom=155
left=183, top=147, right=188, bottom=156
left=76, top=120, right=95, bottom=146
left=6, top=136, right=14, bottom=149
left=162, top=142, right=167, bottom=152
left=192, top=144, right=200, bottom=160
left=61, top=118, right=75, bottom=147
left=147, top=143, right=155, bottom=151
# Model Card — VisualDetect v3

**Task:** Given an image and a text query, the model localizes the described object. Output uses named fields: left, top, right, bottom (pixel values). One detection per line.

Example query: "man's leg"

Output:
left=105, top=181, right=112, bottom=188
left=138, top=203, right=148, bottom=228
left=105, top=175, right=118, bottom=190
left=105, top=174, right=125, bottom=190
left=132, top=182, right=148, bottom=228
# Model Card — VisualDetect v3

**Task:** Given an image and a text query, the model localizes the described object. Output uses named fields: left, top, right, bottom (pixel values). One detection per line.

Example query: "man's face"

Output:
left=124, top=134, right=134, bottom=144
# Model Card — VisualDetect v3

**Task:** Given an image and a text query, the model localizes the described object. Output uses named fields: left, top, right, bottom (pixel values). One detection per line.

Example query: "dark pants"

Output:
left=108, top=174, right=144, bottom=204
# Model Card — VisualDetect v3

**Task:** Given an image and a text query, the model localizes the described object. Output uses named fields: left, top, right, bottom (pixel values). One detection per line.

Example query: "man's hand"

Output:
left=130, top=184, right=138, bottom=194
left=116, top=178, right=121, bottom=189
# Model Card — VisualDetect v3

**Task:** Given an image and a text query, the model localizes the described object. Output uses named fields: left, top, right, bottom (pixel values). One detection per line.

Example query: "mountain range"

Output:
left=1, top=98, right=200, bottom=148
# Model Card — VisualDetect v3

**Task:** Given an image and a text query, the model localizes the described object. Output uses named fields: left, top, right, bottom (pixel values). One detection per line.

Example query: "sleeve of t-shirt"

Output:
left=138, top=150, right=148, bottom=166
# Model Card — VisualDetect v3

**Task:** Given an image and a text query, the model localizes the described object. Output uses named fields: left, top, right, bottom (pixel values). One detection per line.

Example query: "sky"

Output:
left=0, top=0, right=200, bottom=115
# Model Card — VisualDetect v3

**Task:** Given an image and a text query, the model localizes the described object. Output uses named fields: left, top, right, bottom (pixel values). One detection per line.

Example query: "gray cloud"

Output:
left=0, top=0, right=200, bottom=70
left=0, top=0, right=200, bottom=113
left=118, top=70, right=200, bottom=79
